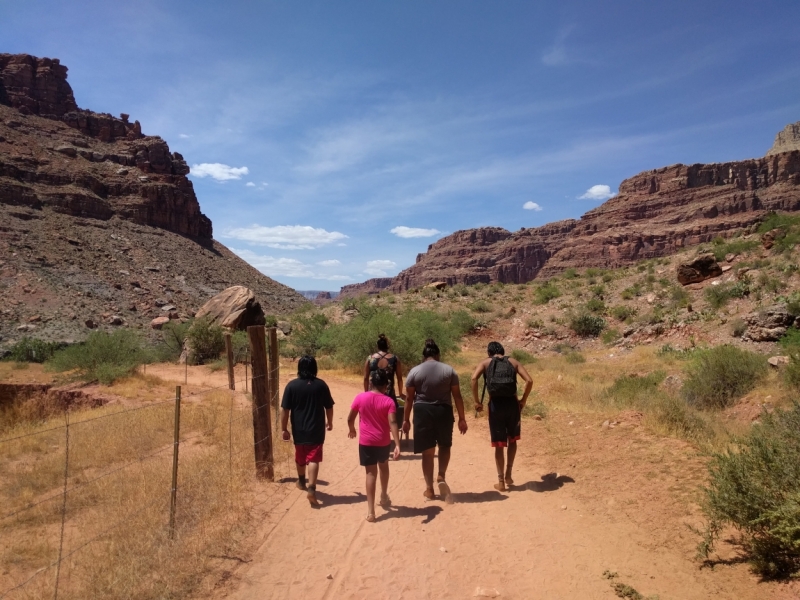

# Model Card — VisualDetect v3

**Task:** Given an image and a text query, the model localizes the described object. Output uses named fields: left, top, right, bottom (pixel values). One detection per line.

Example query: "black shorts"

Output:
left=413, top=403, right=454, bottom=453
left=489, top=397, right=521, bottom=447
left=359, top=444, right=390, bottom=466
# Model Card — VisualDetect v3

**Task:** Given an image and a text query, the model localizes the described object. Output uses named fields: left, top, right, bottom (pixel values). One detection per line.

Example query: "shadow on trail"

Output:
left=513, top=472, right=575, bottom=493
left=377, top=505, right=442, bottom=524
left=451, top=490, right=508, bottom=504
left=315, top=491, right=365, bottom=507
left=278, top=478, right=330, bottom=486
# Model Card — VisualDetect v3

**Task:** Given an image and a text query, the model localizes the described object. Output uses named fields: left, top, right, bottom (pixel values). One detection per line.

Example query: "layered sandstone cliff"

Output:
left=768, top=121, right=800, bottom=156
left=342, top=131, right=800, bottom=295
left=0, top=54, right=305, bottom=347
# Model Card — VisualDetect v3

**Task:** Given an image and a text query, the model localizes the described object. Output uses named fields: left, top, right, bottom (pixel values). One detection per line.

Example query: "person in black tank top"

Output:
left=363, top=334, right=405, bottom=402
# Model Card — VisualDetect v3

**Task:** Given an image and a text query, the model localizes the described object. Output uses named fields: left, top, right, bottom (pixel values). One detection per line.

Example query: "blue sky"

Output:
left=3, top=1, right=800, bottom=290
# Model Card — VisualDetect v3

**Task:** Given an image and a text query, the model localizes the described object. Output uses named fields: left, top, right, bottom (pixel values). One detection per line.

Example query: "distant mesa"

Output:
left=341, top=121, right=800, bottom=296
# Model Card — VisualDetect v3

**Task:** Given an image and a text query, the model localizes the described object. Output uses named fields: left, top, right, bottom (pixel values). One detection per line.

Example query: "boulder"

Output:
left=425, top=281, right=448, bottom=290
left=150, top=316, right=170, bottom=330
left=277, top=320, right=292, bottom=335
left=194, top=286, right=265, bottom=330
left=676, top=254, right=722, bottom=285
left=768, top=356, right=790, bottom=367
left=742, top=305, right=795, bottom=342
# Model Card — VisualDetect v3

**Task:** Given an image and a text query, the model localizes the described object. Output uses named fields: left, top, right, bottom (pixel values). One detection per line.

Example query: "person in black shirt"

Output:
left=281, top=356, right=335, bottom=506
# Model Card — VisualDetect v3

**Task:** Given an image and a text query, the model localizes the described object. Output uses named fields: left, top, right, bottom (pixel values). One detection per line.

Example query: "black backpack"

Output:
left=484, top=356, right=517, bottom=399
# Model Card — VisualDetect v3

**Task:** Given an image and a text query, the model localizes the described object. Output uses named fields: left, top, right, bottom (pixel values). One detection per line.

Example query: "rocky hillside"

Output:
left=342, top=125, right=800, bottom=296
left=0, top=53, right=305, bottom=349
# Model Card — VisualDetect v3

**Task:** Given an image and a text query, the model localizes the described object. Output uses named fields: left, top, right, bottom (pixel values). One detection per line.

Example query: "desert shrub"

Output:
left=783, top=354, right=800, bottom=390
left=585, top=268, right=600, bottom=277
left=781, top=329, right=800, bottom=353
left=468, top=299, right=491, bottom=313
left=712, top=239, right=758, bottom=261
left=569, top=314, right=606, bottom=337
left=605, top=371, right=666, bottom=405
left=552, top=343, right=574, bottom=354
left=565, top=351, right=586, bottom=364
left=152, top=319, right=191, bottom=362
left=4, top=337, right=64, bottom=363
left=186, top=316, right=225, bottom=364
left=786, top=293, right=800, bottom=317
left=452, top=283, right=470, bottom=297
left=621, top=283, right=642, bottom=300
left=289, top=312, right=330, bottom=357
left=657, top=343, right=696, bottom=360
left=47, top=330, right=151, bottom=384
left=562, top=268, right=578, bottom=279
left=510, top=349, right=536, bottom=363
left=682, top=345, right=768, bottom=409
left=264, top=314, right=278, bottom=327
left=585, top=297, right=606, bottom=314
left=704, top=281, right=750, bottom=309
left=589, top=284, right=605, bottom=297
left=610, top=305, right=637, bottom=322
left=602, top=273, right=613, bottom=283
left=523, top=400, right=548, bottom=418
left=231, top=330, right=249, bottom=362
left=759, top=212, right=800, bottom=253
left=526, top=317, right=543, bottom=329
left=669, top=285, right=691, bottom=308
left=729, top=318, right=747, bottom=338
left=449, top=310, right=480, bottom=334
left=534, top=282, right=561, bottom=305
left=698, top=402, right=800, bottom=577
left=601, top=328, right=621, bottom=344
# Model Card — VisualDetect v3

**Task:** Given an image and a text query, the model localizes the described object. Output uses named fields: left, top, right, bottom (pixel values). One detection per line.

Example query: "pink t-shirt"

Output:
left=350, top=391, right=397, bottom=447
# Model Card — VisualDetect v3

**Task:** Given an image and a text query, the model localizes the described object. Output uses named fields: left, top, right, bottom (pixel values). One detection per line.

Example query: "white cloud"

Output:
left=245, top=182, right=256, bottom=187
left=364, top=259, right=397, bottom=277
left=317, top=259, right=341, bottom=266
left=178, top=133, right=190, bottom=139
left=190, top=163, right=249, bottom=181
left=224, top=225, right=349, bottom=250
left=232, top=249, right=352, bottom=281
left=542, top=26, right=575, bottom=67
left=390, top=226, right=441, bottom=238
left=578, top=184, right=616, bottom=201
left=523, top=201, right=543, bottom=211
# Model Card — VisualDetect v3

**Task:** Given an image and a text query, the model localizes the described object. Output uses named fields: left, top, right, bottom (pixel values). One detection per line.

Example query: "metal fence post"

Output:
left=169, top=386, right=182, bottom=539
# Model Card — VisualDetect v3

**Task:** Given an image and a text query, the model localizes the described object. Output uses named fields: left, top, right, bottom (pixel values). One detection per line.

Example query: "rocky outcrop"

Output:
left=676, top=254, right=723, bottom=285
left=767, top=121, right=800, bottom=156
left=742, top=305, right=795, bottom=342
left=195, top=286, right=266, bottom=330
left=0, top=53, right=210, bottom=238
left=343, top=124, right=800, bottom=294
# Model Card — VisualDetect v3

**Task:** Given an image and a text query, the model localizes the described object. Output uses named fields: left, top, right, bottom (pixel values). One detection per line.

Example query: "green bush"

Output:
left=569, top=314, right=606, bottom=337
left=605, top=371, right=666, bottom=405
left=601, top=328, right=621, bottom=344
left=698, top=402, right=800, bottom=577
left=610, top=305, right=637, bottom=322
left=682, top=345, right=768, bottom=409
left=4, top=337, right=64, bottom=363
left=534, top=282, right=561, bottom=305
left=289, top=312, right=330, bottom=357
left=186, top=317, right=225, bottom=364
left=152, top=319, right=191, bottom=362
left=585, top=297, right=606, bottom=314
left=565, top=351, right=586, bottom=364
left=783, top=354, right=800, bottom=390
left=563, top=268, right=578, bottom=279
left=510, top=349, right=536, bottom=363
left=729, top=318, right=747, bottom=338
left=585, top=268, right=600, bottom=277
left=526, top=317, right=543, bottom=329
left=621, top=284, right=642, bottom=300
left=712, top=239, right=758, bottom=261
left=47, top=330, right=151, bottom=384
left=704, top=281, right=750, bottom=309
left=522, top=401, right=548, bottom=418
left=786, top=293, right=800, bottom=317
left=468, top=299, right=491, bottom=313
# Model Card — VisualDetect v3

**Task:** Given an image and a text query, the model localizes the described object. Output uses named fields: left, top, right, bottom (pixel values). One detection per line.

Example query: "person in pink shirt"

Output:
left=347, top=369, right=402, bottom=522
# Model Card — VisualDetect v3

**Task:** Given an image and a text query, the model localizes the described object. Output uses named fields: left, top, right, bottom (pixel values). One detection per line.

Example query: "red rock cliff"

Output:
left=0, top=53, right=211, bottom=238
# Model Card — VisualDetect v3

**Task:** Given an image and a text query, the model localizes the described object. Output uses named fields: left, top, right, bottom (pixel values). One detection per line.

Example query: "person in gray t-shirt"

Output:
left=402, top=339, right=468, bottom=502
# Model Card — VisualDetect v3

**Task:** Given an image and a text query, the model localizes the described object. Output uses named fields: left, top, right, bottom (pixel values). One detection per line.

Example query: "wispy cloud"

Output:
left=390, top=226, right=441, bottom=238
left=542, top=26, right=575, bottom=67
left=190, top=163, right=249, bottom=181
left=523, top=201, right=543, bottom=211
left=231, top=249, right=352, bottom=281
left=317, top=259, right=341, bottom=266
left=224, top=225, right=349, bottom=250
left=578, top=184, right=616, bottom=201
left=364, top=259, right=397, bottom=277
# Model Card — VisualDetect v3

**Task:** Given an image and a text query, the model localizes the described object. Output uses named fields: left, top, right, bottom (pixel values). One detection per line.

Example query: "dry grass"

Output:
left=0, top=379, right=294, bottom=600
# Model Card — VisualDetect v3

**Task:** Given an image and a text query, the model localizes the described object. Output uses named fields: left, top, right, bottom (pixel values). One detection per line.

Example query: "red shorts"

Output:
left=295, top=443, right=323, bottom=465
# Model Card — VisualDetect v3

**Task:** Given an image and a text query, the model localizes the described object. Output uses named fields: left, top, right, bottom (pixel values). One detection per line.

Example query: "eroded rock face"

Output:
left=768, top=121, right=800, bottom=156
left=743, top=305, right=795, bottom=342
left=0, top=53, right=210, bottom=238
left=676, top=254, right=723, bottom=285
left=343, top=126, right=800, bottom=294
left=195, top=286, right=266, bottom=330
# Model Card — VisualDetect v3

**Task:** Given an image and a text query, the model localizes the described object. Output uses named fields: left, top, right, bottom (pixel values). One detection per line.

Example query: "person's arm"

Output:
left=281, top=408, right=291, bottom=441
left=388, top=411, right=401, bottom=460
left=347, top=408, right=358, bottom=439
left=451, top=383, right=468, bottom=434
left=402, top=385, right=415, bottom=435
left=470, top=361, right=487, bottom=412
left=509, top=358, right=534, bottom=409
left=363, top=359, right=371, bottom=392
left=395, top=358, right=405, bottom=399
left=325, top=407, right=334, bottom=431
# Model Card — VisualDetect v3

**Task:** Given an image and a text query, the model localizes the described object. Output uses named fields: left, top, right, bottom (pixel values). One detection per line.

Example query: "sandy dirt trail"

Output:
left=186, top=373, right=790, bottom=600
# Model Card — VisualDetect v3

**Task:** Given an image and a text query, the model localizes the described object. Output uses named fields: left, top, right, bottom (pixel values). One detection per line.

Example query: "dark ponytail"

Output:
left=370, top=368, right=389, bottom=389
left=422, top=338, right=440, bottom=359
left=377, top=333, right=389, bottom=352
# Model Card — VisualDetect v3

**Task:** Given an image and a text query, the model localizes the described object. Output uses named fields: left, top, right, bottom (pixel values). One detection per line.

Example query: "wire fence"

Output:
left=0, top=351, right=293, bottom=600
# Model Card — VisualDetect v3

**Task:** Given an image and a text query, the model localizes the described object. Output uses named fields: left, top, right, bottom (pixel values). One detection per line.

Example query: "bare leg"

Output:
left=505, top=441, right=517, bottom=485
left=378, top=461, right=391, bottom=507
left=295, top=463, right=307, bottom=490
left=437, top=446, right=454, bottom=503
left=306, top=462, right=320, bottom=506
left=365, top=464, right=377, bottom=521
left=421, top=448, right=436, bottom=498
left=494, top=446, right=507, bottom=491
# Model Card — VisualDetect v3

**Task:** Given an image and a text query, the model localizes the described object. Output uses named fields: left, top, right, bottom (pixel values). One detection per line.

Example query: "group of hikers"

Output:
left=280, top=335, right=533, bottom=522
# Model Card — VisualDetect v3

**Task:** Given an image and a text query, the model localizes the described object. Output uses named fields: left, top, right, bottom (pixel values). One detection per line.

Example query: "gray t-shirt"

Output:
left=405, top=360, right=459, bottom=405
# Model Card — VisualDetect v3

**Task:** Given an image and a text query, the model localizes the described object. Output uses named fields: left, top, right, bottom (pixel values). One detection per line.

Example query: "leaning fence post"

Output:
left=247, top=325, right=274, bottom=480
left=224, top=333, right=235, bottom=391
left=169, top=386, right=182, bottom=539
left=53, top=410, right=69, bottom=600
left=267, top=327, right=280, bottom=426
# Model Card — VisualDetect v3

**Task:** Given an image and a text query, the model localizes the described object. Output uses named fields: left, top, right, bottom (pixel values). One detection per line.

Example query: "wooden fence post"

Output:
left=247, top=326, right=274, bottom=480
left=267, top=327, right=280, bottom=425
left=169, top=385, right=182, bottom=539
left=224, top=333, right=235, bottom=391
